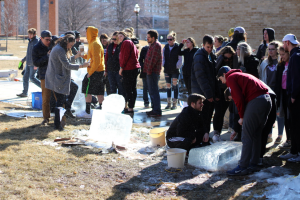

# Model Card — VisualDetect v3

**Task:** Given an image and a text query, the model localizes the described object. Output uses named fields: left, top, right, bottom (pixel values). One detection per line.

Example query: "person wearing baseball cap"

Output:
left=279, top=34, right=300, bottom=162
left=217, top=66, right=271, bottom=175
left=226, top=27, right=246, bottom=51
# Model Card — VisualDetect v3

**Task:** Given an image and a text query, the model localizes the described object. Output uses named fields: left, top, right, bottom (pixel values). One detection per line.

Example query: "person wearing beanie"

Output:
left=217, top=66, right=271, bottom=176
left=256, top=28, right=275, bottom=62
left=77, top=26, right=105, bottom=118
left=32, top=30, right=53, bottom=125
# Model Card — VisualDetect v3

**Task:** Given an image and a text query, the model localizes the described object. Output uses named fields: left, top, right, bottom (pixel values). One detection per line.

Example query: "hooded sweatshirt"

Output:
left=225, top=69, right=269, bottom=118
left=83, top=26, right=105, bottom=75
left=256, top=28, right=275, bottom=61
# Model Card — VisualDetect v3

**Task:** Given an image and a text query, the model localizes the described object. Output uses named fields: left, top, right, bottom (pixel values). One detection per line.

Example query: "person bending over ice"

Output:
left=166, top=93, right=210, bottom=151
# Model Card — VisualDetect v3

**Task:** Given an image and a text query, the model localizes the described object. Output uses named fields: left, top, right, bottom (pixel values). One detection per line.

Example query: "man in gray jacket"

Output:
left=17, top=28, right=41, bottom=97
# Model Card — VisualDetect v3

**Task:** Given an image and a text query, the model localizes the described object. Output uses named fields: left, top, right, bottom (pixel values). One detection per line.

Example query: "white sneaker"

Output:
left=76, top=110, right=92, bottom=118
left=212, top=133, right=222, bottom=143
left=279, top=153, right=298, bottom=160
left=287, top=155, right=300, bottom=162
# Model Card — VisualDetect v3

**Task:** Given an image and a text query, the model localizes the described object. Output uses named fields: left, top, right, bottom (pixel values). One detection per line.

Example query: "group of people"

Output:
left=166, top=27, right=300, bottom=176
left=17, top=26, right=300, bottom=175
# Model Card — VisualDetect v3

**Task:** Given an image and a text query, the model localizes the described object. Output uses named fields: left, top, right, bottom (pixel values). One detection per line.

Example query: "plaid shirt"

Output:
left=143, top=40, right=162, bottom=75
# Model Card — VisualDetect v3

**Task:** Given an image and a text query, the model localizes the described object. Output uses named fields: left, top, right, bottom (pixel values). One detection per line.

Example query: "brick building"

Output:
left=169, top=0, right=300, bottom=49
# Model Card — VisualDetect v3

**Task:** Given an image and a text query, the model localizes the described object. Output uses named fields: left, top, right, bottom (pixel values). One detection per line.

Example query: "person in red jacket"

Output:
left=217, top=66, right=272, bottom=176
left=118, top=31, right=141, bottom=115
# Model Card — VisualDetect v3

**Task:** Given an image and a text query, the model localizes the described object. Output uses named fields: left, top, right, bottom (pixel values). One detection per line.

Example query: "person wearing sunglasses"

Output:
left=163, top=31, right=183, bottom=110
left=32, top=30, right=53, bottom=126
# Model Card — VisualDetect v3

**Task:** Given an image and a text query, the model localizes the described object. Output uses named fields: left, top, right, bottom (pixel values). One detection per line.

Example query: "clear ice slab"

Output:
left=188, top=141, right=243, bottom=171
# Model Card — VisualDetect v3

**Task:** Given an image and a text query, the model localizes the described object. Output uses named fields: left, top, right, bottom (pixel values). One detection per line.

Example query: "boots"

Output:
left=165, top=98, right=172, bottom=109
left=171, top=98, right=177, bottom=110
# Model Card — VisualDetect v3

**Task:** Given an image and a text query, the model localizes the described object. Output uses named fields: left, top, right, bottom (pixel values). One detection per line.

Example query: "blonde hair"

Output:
left=237, top=42, right=252, bottom=66
left=167, top=31, right=176, bottom=41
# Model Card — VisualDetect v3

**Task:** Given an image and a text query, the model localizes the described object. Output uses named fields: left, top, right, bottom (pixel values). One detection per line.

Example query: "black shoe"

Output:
left=16, top=93, right=27, bottom=97
left=65, top=110, right=75, bottom=118
left=124, top=110, right=134, bottom=114
left=95, top=105, right=102, bottom=110
left=147, top=111, right=162, bottom=117
left=247, top=164, right=261, bottom=173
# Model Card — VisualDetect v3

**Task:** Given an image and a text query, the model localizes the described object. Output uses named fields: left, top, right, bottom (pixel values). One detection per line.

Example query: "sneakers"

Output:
left=275, top=136, right=282, bottom=144
left=279, top=153, right=298, bottom=160
left=76, top=110, right=92, bottom=118
left=248, top=164, right=261, bottom=173
left=227, top=165, right=249, bottom=176
left=41, top=119, right=49, bottom=125
left=287, top=155, right=300, bottom=162
left=282, top=140, right=291, bottom=147
left=16, top=93, right=27, bottom=97
left=212, top=131, right=222, bottom=143
left=147, top=111, right=162, bottom=117
left=64, top=110, right=75, bottom=118
left=267, top=137, right=273, bottom=144
left=144, top=104, right=150, bottom=109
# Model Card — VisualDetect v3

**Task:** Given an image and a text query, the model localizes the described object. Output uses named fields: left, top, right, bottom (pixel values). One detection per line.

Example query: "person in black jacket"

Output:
left=236, top=42, right=259, bottom=78
left=166, top=94, right=209, bottom=151
left=100, top=33, right=111, bottom=97
left=105, top=31, right=123, bottom=96
left=256, top=28, right=275, bottom=62
left=32, top=30, right=52, bottom=125
left=226, top=27, right=246, bottom=51
left=139, top=44, right=151, bottom=108
left=178, top=37, right=199, bottom=95
left=275, top=46, right=290, bottom=146
left=191, top=35, right=220, bottom=133
left=163, top=31, right=183, bottom=110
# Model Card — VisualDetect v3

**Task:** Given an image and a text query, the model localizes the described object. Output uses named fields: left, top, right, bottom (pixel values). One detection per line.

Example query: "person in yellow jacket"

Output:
left=77, top=26, right=105, bottom=118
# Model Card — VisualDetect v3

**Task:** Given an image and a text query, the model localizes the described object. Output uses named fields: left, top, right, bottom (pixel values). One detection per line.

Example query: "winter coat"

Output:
left=163, top=43, right=181, bottom=74
left=32, top=40, right=50, bottom=80
left=287, top=47, right=300, bottom=99
left=166, top=106, right=207, bottom=141
left=45, top=44, right=79, bottom=95
left=239, top=55, right=259, bottom=78
left=105, top=43, right=121, bottom=72
left=226, top=39, right=245, bottom=51
left=143, top=40, right=162, bottom=75
left=191, top=48, right=219, bottom=99
left=178, top=43, right=199, bottom=76
left=22, top=36, right=39, bottom=66
left=225, top=69, right=269, bottom=118
left=139, top=45, right=149, bottom=78
left=119, top=37, right=141, bottom=71
left=256, top=28, right=275, bottom=61
left=83, top=26, right=105, bottom=75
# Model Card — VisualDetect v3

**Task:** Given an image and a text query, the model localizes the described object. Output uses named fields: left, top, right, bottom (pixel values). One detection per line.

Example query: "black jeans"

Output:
left=288, top=94, right=300, bottom=154
left=183, top=74, right=191, bottom=95
left=122, top=68, right=139, bottom=109
left=260, top=95, right=276, bottom=158
left=201, top=100, right=215, bottom=133
left=282, top=89, right=291, bottom=140
left=213, top=88, right=229, bottom=133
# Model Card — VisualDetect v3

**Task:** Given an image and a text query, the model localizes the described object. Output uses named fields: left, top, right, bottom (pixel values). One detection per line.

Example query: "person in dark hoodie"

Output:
left=178, top=37, right=199, bottom=95
left=226, top=27, right=246, bottom=51
left=163, top=31, right=183, bottom=110
left=256, top=28, right=275, bottom=62
left=118, top=31, right=141, bottom=115
left=166, top=93, right=209, bottom=151
left=218, top=66, right=271, bottom=176
left=32, top=30, right=52, bottom=125
left=279, top=34, right=300, bottom=162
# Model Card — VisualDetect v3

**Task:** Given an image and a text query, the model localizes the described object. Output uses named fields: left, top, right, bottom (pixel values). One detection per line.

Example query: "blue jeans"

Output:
left=107, top=71, right=123, bottom=96
left=165, top=73, right=179, bottom=99
left=23, top=65, right=41, bottom=95
left=147, top=73, right=161, bottom=114
left=269, top=116, right=285, bottom=136
left=142, top=78, right=150, bottom=105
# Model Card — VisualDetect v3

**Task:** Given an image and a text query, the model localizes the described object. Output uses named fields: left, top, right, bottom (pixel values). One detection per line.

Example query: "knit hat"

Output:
left=228, top=28, right=234, bottom=37
left=74, top=31, right=81, bottom=39
left=217, top=66, right=231, bottom=78
left=41, top=30, right=52, bottom=38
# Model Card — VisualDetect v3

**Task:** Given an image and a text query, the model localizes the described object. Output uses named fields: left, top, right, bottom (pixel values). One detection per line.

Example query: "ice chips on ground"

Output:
left=188, top=141, right=242, bottom=171
left=88, top=94, right=133, bottom=146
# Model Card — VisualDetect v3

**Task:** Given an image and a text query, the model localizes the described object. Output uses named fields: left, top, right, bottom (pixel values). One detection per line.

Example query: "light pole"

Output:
left=134, top=4, right=140, bottom=39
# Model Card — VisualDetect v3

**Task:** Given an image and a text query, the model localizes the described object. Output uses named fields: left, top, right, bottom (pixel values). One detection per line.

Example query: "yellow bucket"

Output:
left=149, top=128, right=166, bottom=147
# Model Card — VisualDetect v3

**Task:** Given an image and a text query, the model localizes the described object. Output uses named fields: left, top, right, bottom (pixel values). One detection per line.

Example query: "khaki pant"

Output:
left=41, top=79, right=51, bottom=120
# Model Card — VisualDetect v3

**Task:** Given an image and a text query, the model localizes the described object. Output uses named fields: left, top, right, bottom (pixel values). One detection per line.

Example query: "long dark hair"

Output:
left=56, top=34, right=75, bottom=58
left=186, top=37, right=197, bottom=48
left=216, top=46, right=235, bottom=68
left=267, top=41, right=281, bottom=67
left=278, top=45, right=289, bottom=66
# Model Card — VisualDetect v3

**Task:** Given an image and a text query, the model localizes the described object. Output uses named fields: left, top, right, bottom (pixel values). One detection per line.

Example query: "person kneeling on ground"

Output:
left=218, top=66, right=272, bottom=176
left=166, top=93, right=210, bottom=151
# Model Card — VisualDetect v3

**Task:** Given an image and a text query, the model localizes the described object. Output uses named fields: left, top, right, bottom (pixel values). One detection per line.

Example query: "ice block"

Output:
left=188, top=141, right=243, bottom=171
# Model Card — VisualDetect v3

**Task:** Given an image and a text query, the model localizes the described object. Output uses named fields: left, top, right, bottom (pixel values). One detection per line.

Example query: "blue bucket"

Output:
left=32, top=92, right=43, bottom=110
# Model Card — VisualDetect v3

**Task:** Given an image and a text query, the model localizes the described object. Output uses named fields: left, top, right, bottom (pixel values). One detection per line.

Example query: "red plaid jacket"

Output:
left=143, top=40, right=162, bottom=75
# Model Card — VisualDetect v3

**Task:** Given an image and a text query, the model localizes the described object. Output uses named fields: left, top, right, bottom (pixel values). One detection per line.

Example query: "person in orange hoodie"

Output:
left=77, top=26, right=105, bottom=118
